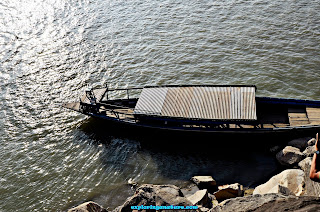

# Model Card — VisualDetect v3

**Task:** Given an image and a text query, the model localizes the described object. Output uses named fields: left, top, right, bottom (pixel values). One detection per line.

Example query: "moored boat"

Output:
left=63, top=84, right=320, bottom=136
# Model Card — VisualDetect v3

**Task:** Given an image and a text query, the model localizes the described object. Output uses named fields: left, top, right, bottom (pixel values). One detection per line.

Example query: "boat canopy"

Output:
left=134, top=85, right=257, bottom=121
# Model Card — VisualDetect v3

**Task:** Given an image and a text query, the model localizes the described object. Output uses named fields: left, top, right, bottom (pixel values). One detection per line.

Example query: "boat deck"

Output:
left=289, top=107, right=320, bottom=126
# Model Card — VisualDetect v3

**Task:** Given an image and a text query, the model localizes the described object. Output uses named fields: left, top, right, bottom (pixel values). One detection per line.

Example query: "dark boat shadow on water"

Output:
left=78, top=117, right=313, bottom=188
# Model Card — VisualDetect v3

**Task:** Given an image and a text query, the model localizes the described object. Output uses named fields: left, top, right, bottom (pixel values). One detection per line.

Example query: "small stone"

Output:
left=191, top=176, right=216, bottom=186
left=187, top=189, right=211, bottom=208
left=244, top=188, right=255, bottom=196
left=114, top=184, right=194, bottom=212
left=307, top=138, right=316, bottom=147
left=127, top=178, right=138, bottom=190
left=68, top=201, right=107, bottom=212
left=303, top=146, right=316, bottom=157
left=213, top=183, right=244, bottom=201
left=198, top=206, right=210, bottom=212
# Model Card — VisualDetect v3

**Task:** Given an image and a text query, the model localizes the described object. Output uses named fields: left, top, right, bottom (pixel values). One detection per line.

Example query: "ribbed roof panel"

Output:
left=134, top=86, right=257, bottom=121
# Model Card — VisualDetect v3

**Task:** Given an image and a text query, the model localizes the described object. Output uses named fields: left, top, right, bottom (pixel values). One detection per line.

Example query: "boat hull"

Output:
left=85, top=110, right=320, bottom=142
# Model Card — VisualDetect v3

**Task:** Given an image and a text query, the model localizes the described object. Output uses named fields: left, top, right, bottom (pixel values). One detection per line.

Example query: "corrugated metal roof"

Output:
left=134, top=86, right=257, bottom=121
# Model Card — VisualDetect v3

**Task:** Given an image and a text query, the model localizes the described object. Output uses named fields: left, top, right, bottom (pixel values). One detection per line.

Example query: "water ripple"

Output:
left=0, top=0, right=320, bottom=211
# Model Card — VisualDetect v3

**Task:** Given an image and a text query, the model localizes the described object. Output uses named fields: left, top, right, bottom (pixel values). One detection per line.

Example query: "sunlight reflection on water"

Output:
left=0, top=0, right=319, bottom=210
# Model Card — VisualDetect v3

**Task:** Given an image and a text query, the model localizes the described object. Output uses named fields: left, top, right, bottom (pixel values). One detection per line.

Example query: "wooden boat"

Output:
left=63, top=85, right=320, bottom=136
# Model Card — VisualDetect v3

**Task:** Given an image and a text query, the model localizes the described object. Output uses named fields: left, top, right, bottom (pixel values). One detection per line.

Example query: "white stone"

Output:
left=191, top=176, right=216, bottom=186
left=187, top=189, right=209, bottom=206
left=253, top=169, right=305, bottom=196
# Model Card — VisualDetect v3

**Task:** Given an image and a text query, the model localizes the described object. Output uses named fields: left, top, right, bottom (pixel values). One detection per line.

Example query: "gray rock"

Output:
left=191, top=176, right=217, bottom=192
left=210, top=193, right=289, bottom=212
left=248, top=196, right=320, bottom=212
left=268, top=184, right=295, bottom=196
left=253, top=169, right=305, bottom=196
left=68, top=201, right=107, bottom=212
left=287, top=137, right=312, bottom=151
left=303, top=145, right=316, bottom=157
left=181, top=184, right=200, bottom=198
left=187, top=189, right=211, bottom=208
left=276, top=146, right=304, bottom=166
left=114, top=184, right=195, bottom=212
left=210, top=194, right=320, bottom=212
left=299, top=157, right=320, bottom=197
left=298, top=157, right=312, bottom=171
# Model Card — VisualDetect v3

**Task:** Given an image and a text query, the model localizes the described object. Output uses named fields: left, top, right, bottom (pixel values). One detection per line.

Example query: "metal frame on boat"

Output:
left=63, top=84, right=320, bottom=135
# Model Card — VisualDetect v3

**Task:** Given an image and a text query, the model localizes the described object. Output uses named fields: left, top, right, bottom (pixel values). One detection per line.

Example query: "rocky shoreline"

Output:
left=68, top=137, right=320, bottom=212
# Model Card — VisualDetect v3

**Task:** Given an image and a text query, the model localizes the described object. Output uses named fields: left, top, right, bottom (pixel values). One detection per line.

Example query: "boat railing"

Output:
left=102, top=87, right=144, bottom=101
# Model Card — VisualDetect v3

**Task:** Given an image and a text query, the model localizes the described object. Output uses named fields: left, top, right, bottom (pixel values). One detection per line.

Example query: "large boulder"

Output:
left=287, top=137, right=312, bottom=150
left=210, top=194, right=320, bottom=212
left=248, top=196, right=320, bottom=212
left=276, top=146, right=304, bottom=166
left=253, top=169, right=305, bottom=196
left=297, top=156, right=320, bottom=197
left=114, top=184, right=195, bottom=212
left=210, top=193, right=289, bottom=212
left=68, top=201, right=107, bottom=212
left=213, top=183, right=244, bottom=201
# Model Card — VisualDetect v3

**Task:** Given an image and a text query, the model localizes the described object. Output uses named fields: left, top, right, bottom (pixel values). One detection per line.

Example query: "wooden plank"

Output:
left=273, top=123, right=291, bottom=127
left=289, top=113, right=309, bottom=118
left=307, top=108, right=320, bottom=122
left=290, top=121, right=310, bottom=126
left=288, top=107, right=310, bottom=126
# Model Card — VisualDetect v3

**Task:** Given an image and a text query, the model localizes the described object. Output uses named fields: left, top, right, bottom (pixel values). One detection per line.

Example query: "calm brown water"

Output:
left=0, top=0, right=319, bottom=211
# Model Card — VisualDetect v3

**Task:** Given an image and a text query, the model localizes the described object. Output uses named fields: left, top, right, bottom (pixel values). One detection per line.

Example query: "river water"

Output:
left=0, top=0, right=319, bottom=211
